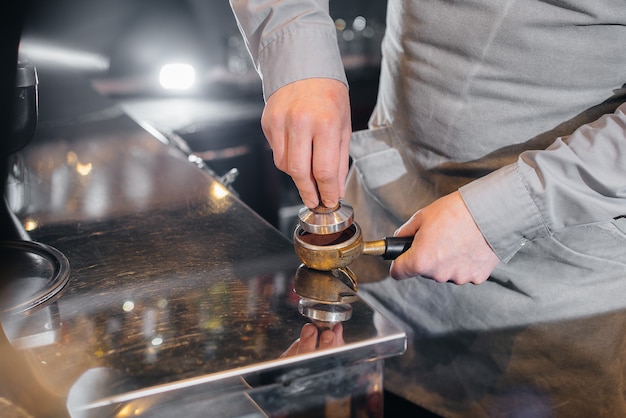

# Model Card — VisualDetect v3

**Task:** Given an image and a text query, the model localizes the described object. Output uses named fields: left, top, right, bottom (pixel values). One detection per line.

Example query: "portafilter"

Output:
left=294, top=203, right=413, bottom=271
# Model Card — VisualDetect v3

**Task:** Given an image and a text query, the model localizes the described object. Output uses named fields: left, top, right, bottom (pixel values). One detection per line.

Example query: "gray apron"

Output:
left=346, top=125, right=626, bottom=417
left=344, top=0, right=626, bottom=416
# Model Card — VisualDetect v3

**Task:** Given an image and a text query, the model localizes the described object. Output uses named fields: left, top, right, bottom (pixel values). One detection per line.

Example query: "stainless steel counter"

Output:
left=1, top=69, right=405, bottom=417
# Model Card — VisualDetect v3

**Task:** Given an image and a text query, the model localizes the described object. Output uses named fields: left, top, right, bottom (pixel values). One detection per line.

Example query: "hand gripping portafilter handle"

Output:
left=362, top=236, right=413, bottom=260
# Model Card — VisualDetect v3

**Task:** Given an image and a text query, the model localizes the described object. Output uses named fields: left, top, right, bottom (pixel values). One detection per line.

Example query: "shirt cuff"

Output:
left=258, top=27, right=348, bottom=100
left=459, top=163, right=551, bottom=262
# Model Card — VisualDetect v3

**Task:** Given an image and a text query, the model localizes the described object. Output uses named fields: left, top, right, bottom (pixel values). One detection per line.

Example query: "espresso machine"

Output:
left=0, top=58, right=73, bottom=418
left=1, top=4, right=68, bottom=416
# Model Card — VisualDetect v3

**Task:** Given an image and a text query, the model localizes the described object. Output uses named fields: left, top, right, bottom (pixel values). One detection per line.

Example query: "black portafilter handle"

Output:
left=382, top=236, right=413, bottom=260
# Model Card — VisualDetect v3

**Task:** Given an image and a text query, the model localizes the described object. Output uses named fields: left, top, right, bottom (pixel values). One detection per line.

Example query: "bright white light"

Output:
left=159, top=63, right=196, bottom=90
left=353, top=16, right=367, bottom=31
left=19, top=38, right=110, bottom=71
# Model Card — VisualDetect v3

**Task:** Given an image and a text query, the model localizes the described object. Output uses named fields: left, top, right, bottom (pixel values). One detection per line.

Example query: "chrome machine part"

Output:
left=297, top=201, right=354, bottom=235
left=0, top=240, right=70, bottom=317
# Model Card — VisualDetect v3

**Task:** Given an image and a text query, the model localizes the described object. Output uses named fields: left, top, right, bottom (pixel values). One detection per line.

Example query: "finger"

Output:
left=318, top=322, right=346, bottom=350
left=337, top=130, right=351, bottom=200
left=332, top=323, right=345, bottom=345
left=394, top=210, right=423, bottom=237
left=389, top=252, right=414, bottom=281
left=312, top=132, right=341, bottom=208
left=279, top=323, right=320, bottom=358
left=286, top=126, right=319, bottom=208
left=311, top=109, right=351, bottom=207
left=389, top=233, right=428, bottom=280
left=318, top=328, right=336, bottom=349
left=389, top=213, right=423, bottom=280
left=261, top=107, right=286, bottom=170
left=297, top=323, right=319, bottom=353
left=280, top=339, right=301, bottom=358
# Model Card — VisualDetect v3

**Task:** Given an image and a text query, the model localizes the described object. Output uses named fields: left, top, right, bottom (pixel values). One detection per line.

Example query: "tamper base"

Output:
left=297, top=201, right=354, bottom=235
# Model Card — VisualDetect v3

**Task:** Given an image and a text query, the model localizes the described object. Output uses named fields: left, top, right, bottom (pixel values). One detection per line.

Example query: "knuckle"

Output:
left=287, top=163, right=309, bottom=180
left=261, top=114, right=279, bottom=133
left=432, top=274, right=450, bottom=284
left=273, top=156, right=287, bottom=172
left=312, top=165, right=335, bottom=183
left=285, top=109, right=315, bottom=130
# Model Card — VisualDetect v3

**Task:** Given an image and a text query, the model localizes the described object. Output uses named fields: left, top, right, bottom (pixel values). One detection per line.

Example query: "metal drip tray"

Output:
left=0, top=240, right=70, bottom=317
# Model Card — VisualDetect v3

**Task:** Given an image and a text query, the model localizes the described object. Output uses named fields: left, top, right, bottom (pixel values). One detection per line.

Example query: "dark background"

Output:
left=16, top=0, right=387, bottom=234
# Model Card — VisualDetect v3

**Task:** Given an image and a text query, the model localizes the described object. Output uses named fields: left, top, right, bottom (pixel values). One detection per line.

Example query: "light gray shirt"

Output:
left=230, top=0, right=626, bottom=261
left=231, top=1, right=626, bottom=416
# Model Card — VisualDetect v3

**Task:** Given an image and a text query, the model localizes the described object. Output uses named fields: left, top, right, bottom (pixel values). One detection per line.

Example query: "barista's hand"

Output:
left=390, top=191, right=500, bottom=284
left=280, top=323, right=345, bottom=358
left=262, top=78, right=352, bottom=209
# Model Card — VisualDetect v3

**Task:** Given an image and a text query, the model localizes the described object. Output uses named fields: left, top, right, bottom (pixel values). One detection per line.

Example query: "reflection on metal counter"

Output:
left=0, top=67, right=406, bottom=417
left=294, top=264, right=358, bottom=331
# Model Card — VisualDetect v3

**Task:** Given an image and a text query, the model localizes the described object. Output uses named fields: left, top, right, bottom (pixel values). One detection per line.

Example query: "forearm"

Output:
left=461, top=102, right=626, bottom=262
left=229, top=0, right=347, bottom=99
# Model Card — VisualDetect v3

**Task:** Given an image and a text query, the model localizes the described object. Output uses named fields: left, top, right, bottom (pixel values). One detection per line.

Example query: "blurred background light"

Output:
left=159, top=63, right=195, bottom=90
left=19, top=38, right=110, bottom=72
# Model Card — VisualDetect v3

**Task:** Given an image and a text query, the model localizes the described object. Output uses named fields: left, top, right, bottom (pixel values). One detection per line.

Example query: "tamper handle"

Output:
left=383, top=236, right=413, bottom=260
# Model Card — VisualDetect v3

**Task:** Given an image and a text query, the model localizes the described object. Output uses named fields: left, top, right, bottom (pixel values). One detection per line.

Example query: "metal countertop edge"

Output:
left=79, top=331, right=407, bottom=410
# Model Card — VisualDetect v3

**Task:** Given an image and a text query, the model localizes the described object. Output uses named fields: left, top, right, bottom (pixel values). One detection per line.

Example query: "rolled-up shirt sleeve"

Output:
left=460, top=102, right=626, bottom=262
left=229, top=0, right=347, bottom=100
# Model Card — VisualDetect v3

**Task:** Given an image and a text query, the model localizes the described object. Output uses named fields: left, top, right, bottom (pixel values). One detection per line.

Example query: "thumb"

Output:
left=394, top=210, right=423, bottom=237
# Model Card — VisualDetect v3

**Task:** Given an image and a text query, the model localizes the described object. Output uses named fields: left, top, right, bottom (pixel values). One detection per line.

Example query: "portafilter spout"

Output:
left=294, top=264, right=358, bottom=329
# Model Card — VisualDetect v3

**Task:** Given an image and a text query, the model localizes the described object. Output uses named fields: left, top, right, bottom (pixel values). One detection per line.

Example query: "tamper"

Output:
left=297, top=201, right=354, bottom=235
